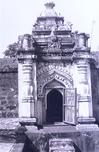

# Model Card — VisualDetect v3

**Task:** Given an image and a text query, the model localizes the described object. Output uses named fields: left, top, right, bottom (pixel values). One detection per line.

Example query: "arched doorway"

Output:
left=46, top=89, right=63, bottom=124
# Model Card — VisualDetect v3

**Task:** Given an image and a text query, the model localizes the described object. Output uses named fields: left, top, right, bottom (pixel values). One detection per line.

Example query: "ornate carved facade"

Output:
left=17, top=1, right=96, bottom=126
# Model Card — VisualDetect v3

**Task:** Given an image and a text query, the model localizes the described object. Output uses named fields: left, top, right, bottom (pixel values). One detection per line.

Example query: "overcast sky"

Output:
left=0, top=0, right=99, bottom=57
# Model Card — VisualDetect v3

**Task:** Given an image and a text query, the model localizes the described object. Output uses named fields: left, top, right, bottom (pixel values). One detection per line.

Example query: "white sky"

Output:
left=0, top=0, right=99, bottom=57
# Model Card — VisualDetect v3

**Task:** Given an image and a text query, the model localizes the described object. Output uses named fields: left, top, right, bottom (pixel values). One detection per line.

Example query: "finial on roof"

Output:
left=45, top=1, right=55, bottom=9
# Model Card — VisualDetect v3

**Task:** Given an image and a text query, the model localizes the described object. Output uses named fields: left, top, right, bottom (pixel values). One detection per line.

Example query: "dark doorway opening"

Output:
left=46, top=89, right=63, bottom=124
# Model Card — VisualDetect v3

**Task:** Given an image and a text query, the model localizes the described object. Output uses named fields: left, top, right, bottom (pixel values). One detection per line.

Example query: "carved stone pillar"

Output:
left=76, top=59, right=95, bottom=124
left=19, top=60, right=34, bottom=117
left=17, top=34, right=37, bottom=118
left=73, top=33, right=95, bottom=124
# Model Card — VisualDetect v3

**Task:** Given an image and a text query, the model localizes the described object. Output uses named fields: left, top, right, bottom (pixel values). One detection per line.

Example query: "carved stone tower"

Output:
left=17, top=1, right=96, bottom=126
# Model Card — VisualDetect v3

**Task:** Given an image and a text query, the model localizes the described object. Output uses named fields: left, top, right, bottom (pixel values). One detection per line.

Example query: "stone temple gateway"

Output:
left=17, top=1, right=95, bottom=127
left=1, top=1, right=99, bottom=152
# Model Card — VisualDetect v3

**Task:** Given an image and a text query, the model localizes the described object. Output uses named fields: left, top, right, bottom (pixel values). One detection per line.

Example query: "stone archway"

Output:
left=37, top=72, right=76, bottom=125
left=38, top=71, right=73, bottom=97
left=46, top=89, right=63, bottom=123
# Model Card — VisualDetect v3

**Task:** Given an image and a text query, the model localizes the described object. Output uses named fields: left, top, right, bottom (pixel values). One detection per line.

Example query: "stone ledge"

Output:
left=0, top=118, right=37, bottom=130
left=76, top=124, right=99, bottom=131
left=77, top=117, right=96, bottom=124
left=19, top=117, right=37, bottom=126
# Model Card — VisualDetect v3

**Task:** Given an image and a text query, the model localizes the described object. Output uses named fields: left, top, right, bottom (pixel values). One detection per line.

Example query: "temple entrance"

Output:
left=46, top=89, right=63, bottom=124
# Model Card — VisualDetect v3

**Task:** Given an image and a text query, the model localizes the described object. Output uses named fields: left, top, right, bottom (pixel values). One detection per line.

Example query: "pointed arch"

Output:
left=38, top=71, right=73, bottom=96
left=46, top=89, right=63, bottom=123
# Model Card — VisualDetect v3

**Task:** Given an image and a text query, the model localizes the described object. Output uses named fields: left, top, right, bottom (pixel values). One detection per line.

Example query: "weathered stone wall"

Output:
left=0, top=72, right=18, bottom=118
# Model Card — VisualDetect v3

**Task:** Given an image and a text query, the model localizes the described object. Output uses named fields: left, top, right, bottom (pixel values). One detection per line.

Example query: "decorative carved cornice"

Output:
left=18, top=53, right=37, bottom=61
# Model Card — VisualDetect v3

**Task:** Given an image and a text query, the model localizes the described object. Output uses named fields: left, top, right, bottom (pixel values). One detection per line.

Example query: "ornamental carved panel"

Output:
left=37, top=63, right=74, bottom=96
left=37, top=62, right=72, bottom=78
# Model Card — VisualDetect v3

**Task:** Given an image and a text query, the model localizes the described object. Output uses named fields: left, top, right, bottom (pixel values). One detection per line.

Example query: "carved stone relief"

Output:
left=37, top=63, right=73, bottom=96
left=37, top=62, right=72, bottom=77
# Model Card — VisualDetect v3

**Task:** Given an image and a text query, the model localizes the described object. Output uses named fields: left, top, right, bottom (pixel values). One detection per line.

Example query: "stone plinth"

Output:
left=76, top=124, right=99, bottom=131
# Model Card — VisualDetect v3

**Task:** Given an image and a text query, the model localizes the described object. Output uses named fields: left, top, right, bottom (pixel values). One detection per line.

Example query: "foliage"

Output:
left=4, top=42, right=18, bottom=58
